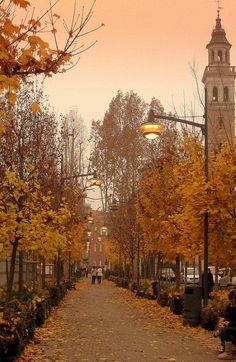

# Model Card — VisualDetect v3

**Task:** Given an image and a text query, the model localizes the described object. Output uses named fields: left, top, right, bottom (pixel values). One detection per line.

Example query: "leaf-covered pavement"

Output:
left=17, top=278, right=222, bottom=362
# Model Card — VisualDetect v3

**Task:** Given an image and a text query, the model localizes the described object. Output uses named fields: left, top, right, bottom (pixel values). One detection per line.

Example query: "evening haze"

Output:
left=42, top=0, right=236, bottom=126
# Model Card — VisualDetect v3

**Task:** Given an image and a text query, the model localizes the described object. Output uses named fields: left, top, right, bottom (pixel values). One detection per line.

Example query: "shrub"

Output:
left=34, top=297, right=50, bottom=327
left=131, top=282, right=138, bottom=292
left=48, top=284, right=67, bottom=306
left=169, top=293, right=184, bottom=315
left=0, top=299, right=36, bottom=359
left=201, top=306, right=219, bottom=331
left=157, top=291, right=169, bottom=307
left=0, top=281, right=72, bottom=360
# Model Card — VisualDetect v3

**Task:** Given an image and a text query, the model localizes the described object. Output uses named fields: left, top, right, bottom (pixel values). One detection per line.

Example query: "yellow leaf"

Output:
left=3, top=19, right=19, bottom=35
left=7, top=92, right=16, bottom=103
left=31, top=102, right=41, bottom=113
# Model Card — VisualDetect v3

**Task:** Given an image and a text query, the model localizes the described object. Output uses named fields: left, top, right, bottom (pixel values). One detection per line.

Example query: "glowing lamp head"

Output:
left=138, top=122, right=163, bottom=140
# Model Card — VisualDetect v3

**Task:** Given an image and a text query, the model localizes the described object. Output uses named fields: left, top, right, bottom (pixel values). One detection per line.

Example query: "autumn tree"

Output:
left=89, top=91, right=165, bottom=207
left=207, top=142, right=236, bottom=267
left=0, top=0, right=103, bottom=103
left=89, top=91, right=166, bottom=277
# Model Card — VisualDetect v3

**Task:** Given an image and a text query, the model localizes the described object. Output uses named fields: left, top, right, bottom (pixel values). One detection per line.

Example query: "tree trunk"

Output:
left=199, top=256, right=202, bottom=286
left=175, top=254, right=181, bottom=291
left=7, top=240, right=18, bottom=300
left=5, top=257, right=9, bottom=286
left=32, top=253, right=36, bottom=289
left=156, top=251, right=162, bottom=296
left=68, top=251, right=71, bottom=281
left=57, top=247, right=61, bottom=286
left=137, top=236, right=140, bottom=287
left=18, top=250, right=24, bottom=292
left=215, top=259, right=219, bottom=291
left=42, top=257, right=46, bottom=289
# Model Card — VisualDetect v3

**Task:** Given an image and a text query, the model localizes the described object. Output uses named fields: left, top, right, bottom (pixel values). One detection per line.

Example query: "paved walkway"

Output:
left=19, top=278, right=226, bottom=362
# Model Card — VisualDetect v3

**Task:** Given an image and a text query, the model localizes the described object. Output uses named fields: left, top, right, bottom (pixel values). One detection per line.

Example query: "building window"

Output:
left=217, top=50, right=222, bottom=62
left=211, top=50, right=214, bottom=62
left=213, top=87, right=218, bottom=101
left=223, top=87, right=229, bottom=101
left=218, top=117, right=223, bottom=129
left=225, top=51, right=228, bottom=63
left=94, top=243, right=97, bottom=252
left=99, top=244, right=102, bottom=252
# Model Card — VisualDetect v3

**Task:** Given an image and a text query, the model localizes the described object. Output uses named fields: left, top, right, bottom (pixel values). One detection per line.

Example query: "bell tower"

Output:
left=202, top=10, right=236, bottom=150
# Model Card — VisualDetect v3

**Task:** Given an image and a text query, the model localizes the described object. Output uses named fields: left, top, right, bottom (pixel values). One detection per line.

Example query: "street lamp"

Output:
left=139, top=94, right=209, bottom=306
left=63, top=170, right=102, bottom=187
left=138, top=110, right=164, bottom=139
left=87, top=171, right=103, bottom=187
left=87, top=212, right=94, bottom=224
left=100, top=225, right=108, bottom=235
left=109, top=198, right=119, bottom=211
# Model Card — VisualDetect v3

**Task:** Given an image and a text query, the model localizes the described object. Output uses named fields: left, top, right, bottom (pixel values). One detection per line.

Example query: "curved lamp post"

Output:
left=63, top=170, right=102, bottom=187
left=138, top=109, right=164, bottom=139
left=138, top=95, right=209, bottom=306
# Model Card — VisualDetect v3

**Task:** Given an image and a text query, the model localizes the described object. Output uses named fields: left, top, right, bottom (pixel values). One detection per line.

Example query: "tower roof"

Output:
left=207, top=14, right=231, bottom=48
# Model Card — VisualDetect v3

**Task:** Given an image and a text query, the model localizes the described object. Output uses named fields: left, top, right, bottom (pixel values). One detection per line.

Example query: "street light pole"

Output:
left=203, top=87, right=209, bottom=307
left=139, top=92, right=209, bottom=305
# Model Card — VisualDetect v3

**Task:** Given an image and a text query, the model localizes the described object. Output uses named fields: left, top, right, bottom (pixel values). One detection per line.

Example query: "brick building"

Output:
left=85, top=210, right=107, bottom=268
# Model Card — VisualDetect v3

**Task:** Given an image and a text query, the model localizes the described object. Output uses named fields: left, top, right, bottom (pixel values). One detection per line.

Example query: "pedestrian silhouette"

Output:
left=97, top=267, right=103, bottom=284
left=91, top=266, right=97, bottom=284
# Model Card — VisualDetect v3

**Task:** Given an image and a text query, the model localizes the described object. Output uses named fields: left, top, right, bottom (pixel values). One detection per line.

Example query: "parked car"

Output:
left=186, top=267, right=199, bottom=283
left=219, top=267, right=236, bottom=287
left=161, top=267, right=175, bottom=282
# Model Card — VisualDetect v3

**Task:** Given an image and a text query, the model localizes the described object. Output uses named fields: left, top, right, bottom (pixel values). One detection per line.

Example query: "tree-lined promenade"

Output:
left=0, top=1, right=235, bottom=361
left=19, top=278, right=219, bottom=362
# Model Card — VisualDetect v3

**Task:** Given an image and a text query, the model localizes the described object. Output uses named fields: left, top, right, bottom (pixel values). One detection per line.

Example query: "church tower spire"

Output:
left=202, top=10, right=236, bottom=149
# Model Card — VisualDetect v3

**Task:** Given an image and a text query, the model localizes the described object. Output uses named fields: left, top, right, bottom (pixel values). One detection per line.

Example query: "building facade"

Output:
left=85, top=210, right=107, bottom=268
left=202, top=11, right=236, bottom=150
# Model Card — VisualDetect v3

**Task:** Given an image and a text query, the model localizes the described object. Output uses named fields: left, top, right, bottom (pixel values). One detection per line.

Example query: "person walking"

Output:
left=202, top=268, right=215, bottom=299
left=91, top=266, right=97, bottom=284
left=207, top=268, right=215, bottom=296
left=97, top=267, right=103, bottom=284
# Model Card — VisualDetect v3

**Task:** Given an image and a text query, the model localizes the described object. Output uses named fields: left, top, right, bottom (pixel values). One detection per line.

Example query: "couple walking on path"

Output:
left=91, top=266, right=103, bottom=284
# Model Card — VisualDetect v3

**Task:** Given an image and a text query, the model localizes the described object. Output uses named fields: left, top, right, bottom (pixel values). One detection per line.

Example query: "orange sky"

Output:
left=38, top=0, right=236, bottom=128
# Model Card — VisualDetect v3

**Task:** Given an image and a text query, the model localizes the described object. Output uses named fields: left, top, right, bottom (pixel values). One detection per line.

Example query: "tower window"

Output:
left=212, top=87, right=218, bottom=101
left=223, top=87, right=229, bottom=101
left=217, top=50, right=222, bottom=62
left=225, top=51, right=228, bottom=63
left=211, top=51, right=214, bottom=62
